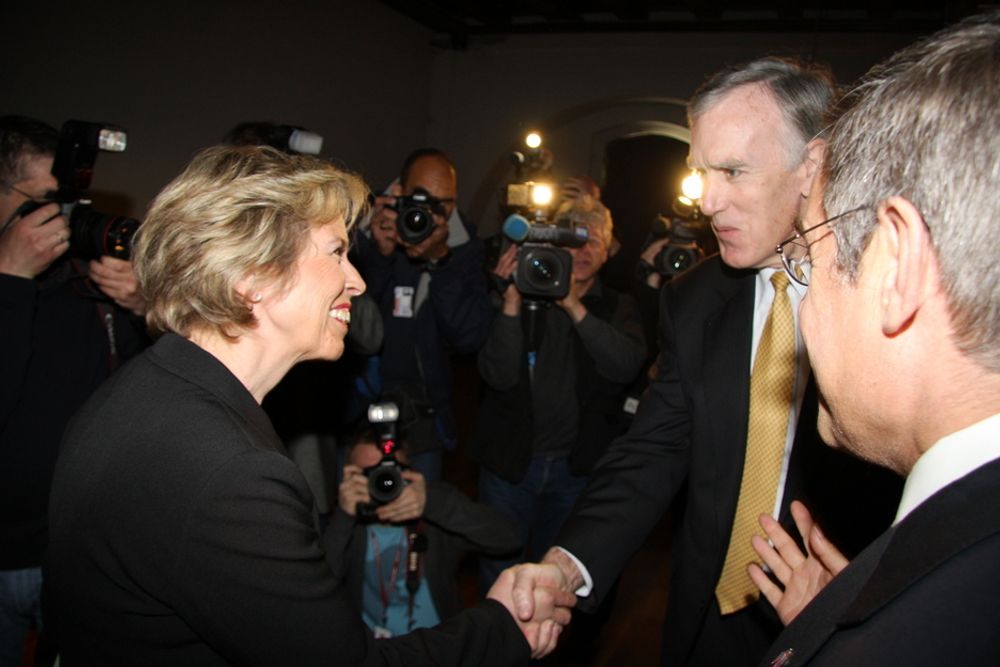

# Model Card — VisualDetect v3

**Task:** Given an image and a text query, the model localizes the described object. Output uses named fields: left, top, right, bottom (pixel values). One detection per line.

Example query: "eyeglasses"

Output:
left=775, top=204, right=871, bottom=286
left=8, top=184, right=38, bottom=201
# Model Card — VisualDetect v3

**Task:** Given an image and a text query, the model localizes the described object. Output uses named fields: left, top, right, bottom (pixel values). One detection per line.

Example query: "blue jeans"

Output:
left=0, top=567, right=42, bottom=667
left=478, top=455, right=588, bottom=592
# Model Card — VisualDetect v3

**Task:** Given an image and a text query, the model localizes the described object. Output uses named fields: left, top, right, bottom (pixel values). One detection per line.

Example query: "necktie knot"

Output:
left=771, top=270, right=790, bottom=294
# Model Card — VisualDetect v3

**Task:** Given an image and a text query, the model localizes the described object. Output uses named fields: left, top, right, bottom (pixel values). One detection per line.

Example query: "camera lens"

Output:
left=401, top=208, right=432, bottom=235
left=70, top=203, right=140, bottom=261
left=527, top=255, right=558, bottom=289
left=514, top=245, right=572, bottom=300
left=367, top=465, right=404, bottom=505
left=656, top=244, right=700, bottom=278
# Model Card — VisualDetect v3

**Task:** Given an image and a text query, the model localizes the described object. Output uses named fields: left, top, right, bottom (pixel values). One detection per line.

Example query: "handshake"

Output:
left=486, top=548, right=584, bottom=659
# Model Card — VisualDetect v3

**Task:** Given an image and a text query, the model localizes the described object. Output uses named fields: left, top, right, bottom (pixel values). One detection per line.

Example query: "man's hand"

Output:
left=639, top=237, right=671, bottom=289
left=369, top=185, right=403, bottom=257
left=0, top=202, right=68, bottom=279
left=89, top=256, right=146, bottom=316
left=492, top=244, right=521, bottom=315
left=554, top=277, right=588, bottom=323
left=375, top=469, right=426, bottom=523
left=748, top=500, right=849, bottom=625
left=338, top=464, right=371, bottom=517
left=489, top=563, right=576, bottom=659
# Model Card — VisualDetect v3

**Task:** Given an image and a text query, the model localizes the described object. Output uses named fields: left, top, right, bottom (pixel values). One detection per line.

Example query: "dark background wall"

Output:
left=4, top=2, right=927, bottom=231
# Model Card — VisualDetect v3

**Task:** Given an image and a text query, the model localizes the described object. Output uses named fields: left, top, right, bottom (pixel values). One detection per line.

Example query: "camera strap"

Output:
left=405, top=521, right=428, bottom=630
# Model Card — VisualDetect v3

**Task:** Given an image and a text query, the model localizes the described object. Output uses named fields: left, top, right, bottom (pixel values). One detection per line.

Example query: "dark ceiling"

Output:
left=379, top=1, right=993, bottom=48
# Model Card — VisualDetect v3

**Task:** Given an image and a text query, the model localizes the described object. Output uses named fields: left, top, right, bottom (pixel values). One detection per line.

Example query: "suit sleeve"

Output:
left=555, top=283, right=693, bottom=609
left=423, top=482, right=522, bottom=557
left=170, top=450, right=529, bottom=667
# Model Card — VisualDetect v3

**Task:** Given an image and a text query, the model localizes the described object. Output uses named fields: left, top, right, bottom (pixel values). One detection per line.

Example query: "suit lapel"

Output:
left=759, top=527, right=895, bottom=666
left=840, top=456, right=1000, bottom=625
left=762, top=456, right=1000, bottom=666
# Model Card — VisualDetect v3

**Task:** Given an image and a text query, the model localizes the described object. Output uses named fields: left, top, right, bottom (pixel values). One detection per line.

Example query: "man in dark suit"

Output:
left=508, top=59, right=900, bottom=666
left=751, top=12, right=1000, bottom=665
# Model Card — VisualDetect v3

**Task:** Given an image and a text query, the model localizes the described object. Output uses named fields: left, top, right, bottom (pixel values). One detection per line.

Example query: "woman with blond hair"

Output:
left=43, top=146, right=569, bottom=666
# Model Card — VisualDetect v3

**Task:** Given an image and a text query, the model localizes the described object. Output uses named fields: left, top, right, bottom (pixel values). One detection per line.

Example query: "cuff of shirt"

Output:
left=554, top=546, right=593, bottom=597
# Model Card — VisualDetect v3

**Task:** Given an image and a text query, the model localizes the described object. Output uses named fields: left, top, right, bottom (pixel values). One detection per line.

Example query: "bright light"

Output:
left=530, top=183, right=554, bottom=207
left=681, top=171, right=703, bottom=201
left=98, top=128, right=128, bottom=152
left=525, top=132, right=542, bottom=149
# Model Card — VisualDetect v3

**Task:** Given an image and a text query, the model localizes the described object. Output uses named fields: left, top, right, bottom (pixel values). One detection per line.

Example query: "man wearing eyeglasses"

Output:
left=508, top=59, right=901, bottom=666
left=748, top=12, right=1000, bottom=665
left=357, top=148, right=492, bottom=482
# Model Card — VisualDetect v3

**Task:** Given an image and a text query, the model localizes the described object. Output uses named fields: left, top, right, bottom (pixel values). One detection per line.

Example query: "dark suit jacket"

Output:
left=44, top=334, right=527, bottom=667
left=760, top=455, right=1000, bottom=666
left=556, top=256, right=901, bottom=666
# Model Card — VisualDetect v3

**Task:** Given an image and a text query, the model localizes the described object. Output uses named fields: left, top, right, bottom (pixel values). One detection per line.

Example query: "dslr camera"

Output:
left=389, top=187, right=449, bottom=245
left=356, top=402, right=408, bottom=522
left=15, top=120, right=139, bottom=261
left=500, top=182, right=588, bottom=301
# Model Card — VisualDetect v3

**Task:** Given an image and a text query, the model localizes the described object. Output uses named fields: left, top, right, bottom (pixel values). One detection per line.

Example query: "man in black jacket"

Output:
left=470, top=194, right=646, bottom=590
left=355, top=149, right=492, bottom=482
left=0, top=115, right=147, bottom=663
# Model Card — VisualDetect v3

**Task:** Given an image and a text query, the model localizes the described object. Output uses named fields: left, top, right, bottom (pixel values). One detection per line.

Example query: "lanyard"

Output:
left=370, top=529, right=404, bottom=628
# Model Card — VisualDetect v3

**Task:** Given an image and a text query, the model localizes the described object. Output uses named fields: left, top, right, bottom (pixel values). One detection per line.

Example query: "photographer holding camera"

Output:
left=0, top=115, right=148, bottom=663
left=470, top=192, right=646, bottom=591
left=355, top=148, right=492, bottom=481
left=329, top=422, right=520, bottom=638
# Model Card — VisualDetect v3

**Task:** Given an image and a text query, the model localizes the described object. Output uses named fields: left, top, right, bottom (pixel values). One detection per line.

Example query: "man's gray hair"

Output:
left=687, top=57, right=835, bottom=166
left=825, top=10, right=1000, bottom=371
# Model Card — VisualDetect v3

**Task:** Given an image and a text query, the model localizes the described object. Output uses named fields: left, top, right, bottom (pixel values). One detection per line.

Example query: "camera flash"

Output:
left=98, top=128, right=127, bottom=153
left=368, top=402, right=400, bottom=424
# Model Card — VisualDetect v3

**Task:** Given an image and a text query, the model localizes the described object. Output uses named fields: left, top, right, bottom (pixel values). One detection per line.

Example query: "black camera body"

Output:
left=356, top=402, right=408, bottom=523
left=502, top=213, right=588, bottom=300
left=390, top=187, right=446, bottom=245
left=649, top=214, right=715, bottom=279
left=16, top=120, right=138, bottom=261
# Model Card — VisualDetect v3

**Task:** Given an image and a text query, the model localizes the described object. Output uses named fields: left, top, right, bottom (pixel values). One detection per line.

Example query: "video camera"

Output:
left=356, top=401, right=408, bottom=522
left=500, top=199, right=588, bottom=300
left=389, top=187, right=451, bottom=245
left=643, top=213, right=716, bottom=280
left=15, top=120, right=138, bottom=261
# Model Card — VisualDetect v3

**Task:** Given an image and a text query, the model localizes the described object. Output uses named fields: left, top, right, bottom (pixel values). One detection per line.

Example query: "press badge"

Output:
left=393, top=286, right=415, bottom=318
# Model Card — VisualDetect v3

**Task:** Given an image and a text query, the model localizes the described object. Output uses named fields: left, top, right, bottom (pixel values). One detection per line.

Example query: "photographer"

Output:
left=327, top=425, right=521, bottom=637
left=355, top=148, right=492, bottom=481
left=0, top=115, right=147, bottom=663
left=469, top=194, right=646, bottom=590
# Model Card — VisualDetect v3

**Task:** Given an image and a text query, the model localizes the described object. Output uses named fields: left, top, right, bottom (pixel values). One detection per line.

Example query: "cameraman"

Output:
left=327, top=426, right=520, bottom=637
left=469, top=195, right=646, bottom=590
left=0, top=116, right=147, bottom=663
left=355, top=148, right=492, bottom=481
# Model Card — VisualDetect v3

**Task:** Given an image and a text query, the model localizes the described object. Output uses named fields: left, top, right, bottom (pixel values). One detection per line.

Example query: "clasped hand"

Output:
left=488, top=559, right=577, bottom=659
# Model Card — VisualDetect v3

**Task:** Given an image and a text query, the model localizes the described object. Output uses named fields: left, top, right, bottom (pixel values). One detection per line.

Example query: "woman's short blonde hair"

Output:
left=133, top=145, right=369, bottom=339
